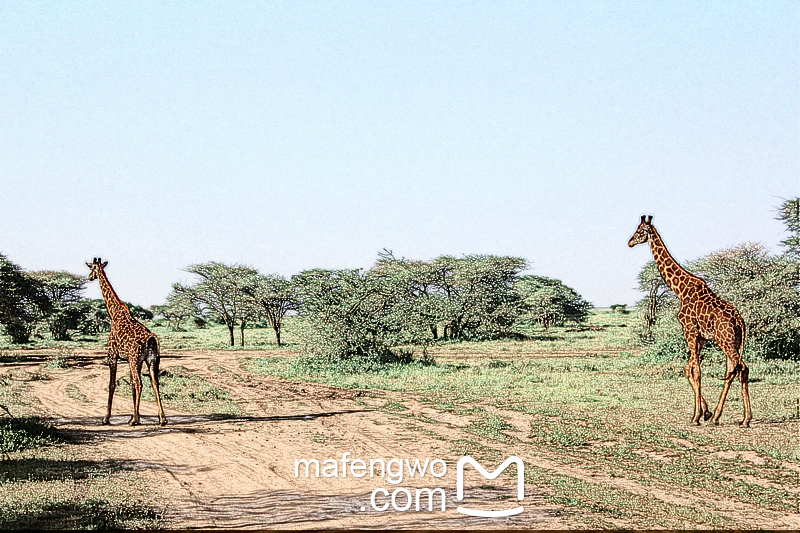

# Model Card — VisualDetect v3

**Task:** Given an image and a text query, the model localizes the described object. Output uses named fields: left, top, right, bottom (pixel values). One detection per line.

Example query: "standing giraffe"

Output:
left=86, top=258, right=167, bottom=426
left=628, top=216, right=752, bottom=427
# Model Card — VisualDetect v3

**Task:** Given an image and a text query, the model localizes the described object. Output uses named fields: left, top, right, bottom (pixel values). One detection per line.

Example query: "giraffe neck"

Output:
left=97, top=270, right=130, bottom=322
left=648, top=226, right=700, bottom=301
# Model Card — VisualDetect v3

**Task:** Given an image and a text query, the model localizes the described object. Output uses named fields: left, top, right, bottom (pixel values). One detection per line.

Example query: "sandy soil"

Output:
left=7, top=348, right=800, bottom=530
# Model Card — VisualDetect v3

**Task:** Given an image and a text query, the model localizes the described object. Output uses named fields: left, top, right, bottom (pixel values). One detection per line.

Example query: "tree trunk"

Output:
left=272, top=324, right=281, bottom=346
left=226, top=321, right=235, bottom=346
left=240, top=321, right=246, bottom=346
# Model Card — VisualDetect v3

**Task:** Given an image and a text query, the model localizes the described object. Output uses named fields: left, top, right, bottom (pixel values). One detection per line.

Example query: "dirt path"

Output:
left=8, top=348, right=800, bottom=529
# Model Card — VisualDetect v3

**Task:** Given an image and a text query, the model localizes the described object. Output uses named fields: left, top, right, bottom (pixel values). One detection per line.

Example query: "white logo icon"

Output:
left=456, top=456, right=524, bottom=517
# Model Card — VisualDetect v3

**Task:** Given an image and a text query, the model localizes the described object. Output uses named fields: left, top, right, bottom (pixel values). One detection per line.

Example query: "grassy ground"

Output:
left=0, top=317, right=299, bottom=353
left=243, top=311, right=799, bottom=527
left=1, top=310, right=797, bottom=528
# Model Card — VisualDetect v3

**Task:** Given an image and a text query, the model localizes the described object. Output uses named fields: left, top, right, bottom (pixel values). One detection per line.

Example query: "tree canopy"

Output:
left=0, top=254, right=49, bottom=343
left=27, top=270, right=86, bottom=341
left=514, top=275, right=592, bottom=332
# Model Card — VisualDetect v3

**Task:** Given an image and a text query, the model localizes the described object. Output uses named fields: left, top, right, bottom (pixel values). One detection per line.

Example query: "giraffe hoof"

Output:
left=128, top=418, right=139, bottom=426
left=159, top=418, right=167, bottom=426
left=101, top=417, right=110, bottom=426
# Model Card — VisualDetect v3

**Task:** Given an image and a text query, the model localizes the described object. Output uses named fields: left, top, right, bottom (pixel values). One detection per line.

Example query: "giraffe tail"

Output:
left=739, top=320, right=748, bottom=379
left=145, top=336, right=159, bottom=365
left=728, top=318, right=747, bottom=381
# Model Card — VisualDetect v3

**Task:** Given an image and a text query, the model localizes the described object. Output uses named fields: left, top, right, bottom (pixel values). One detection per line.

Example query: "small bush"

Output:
left=0, top=417, right=61, bottom=458
left=290, top=346, right=432, bottom=375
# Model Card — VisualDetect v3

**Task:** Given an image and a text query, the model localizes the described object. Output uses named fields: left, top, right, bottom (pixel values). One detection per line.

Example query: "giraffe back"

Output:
left=682, top=282, right=745, bottom=351
left=109, top=314, right=159, bottom=360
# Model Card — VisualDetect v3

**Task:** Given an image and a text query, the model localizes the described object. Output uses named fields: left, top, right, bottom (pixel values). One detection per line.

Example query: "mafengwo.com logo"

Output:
left=294, top=454, right=524, bottom=516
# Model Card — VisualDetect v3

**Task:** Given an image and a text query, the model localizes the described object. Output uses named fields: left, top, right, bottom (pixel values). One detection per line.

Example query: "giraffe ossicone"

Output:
left=628, top=216, right=752, bottom=427
left=86, top=258, right=167, bottom=426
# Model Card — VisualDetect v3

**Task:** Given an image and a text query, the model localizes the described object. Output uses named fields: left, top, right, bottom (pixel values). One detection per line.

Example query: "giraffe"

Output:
left=628, top=216, right=752, bottom=427
left=86, top=258, right=167, bottom=426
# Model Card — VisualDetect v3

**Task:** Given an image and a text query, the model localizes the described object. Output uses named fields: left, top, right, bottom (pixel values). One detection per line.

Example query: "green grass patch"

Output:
left=64, top=384, right=89, bottom=404
left=465, top=412, right=516, bottom=443
left=0, top=496, right=162, bottom=530
left=532, top=464, right=741, bottom=529
left=0, top=453, right=164, bottom=530
left=152, top=317, right=302, bottom=351
left=0, top=315, right=303, bottom=353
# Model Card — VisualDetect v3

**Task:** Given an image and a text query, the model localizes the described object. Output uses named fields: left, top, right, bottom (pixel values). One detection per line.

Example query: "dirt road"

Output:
left=10, top=348, right=800, bottom=529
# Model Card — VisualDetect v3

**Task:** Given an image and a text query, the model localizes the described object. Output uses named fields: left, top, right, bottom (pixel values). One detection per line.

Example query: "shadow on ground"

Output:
left=0, top=498, right=162, bottom=530
left=51, top=409, right=370, bottom=440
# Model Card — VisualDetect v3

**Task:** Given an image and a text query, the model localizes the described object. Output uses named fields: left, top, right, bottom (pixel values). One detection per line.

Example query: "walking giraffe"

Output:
left=628, top=216, right=752, bottom=427
left=86, top=258, right=167, bottom=426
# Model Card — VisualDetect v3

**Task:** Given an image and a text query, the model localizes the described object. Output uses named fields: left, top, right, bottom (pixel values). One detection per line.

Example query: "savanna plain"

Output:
left=0, top=310, right=798, bottom=529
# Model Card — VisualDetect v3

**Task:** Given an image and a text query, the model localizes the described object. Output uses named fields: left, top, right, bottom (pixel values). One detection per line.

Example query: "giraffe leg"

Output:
left=740, top=364, right=752, bottom=428
left=129, top=361, right=143, bottom=426
left=103, top=359, right=117, bottom=425
left=681, top=325, right=707, bottom=425
left=148, top=359, right=167, bottom=426
left=696, top=340, right=712, bottom=421
left=713, top=324, right=752, bottom=428
left=711, top=368, right=737, bottom=426
left=685, top=358, right=703, bottom=425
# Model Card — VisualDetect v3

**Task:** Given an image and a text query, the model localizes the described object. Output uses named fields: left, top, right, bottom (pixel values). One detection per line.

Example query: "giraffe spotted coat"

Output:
left=628, top=216, right=752, bottom=427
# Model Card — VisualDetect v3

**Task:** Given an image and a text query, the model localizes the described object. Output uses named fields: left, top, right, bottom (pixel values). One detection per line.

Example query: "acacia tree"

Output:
left=75, top=299, right=111, bottom=335
left=429, top=255, right=528, bottom=340
left=292, top=268, right=403, bottom=362
left=0, top=254, right=49, bottom=343
left=776, top=197, right=800, bottom=259
left=371, top=253, right=530, bottom=341
left=151, top=290, right=200, bottom=331
left=245, top=274, right=297, bottom=346
left=172, top=262, right=260, bottom=346
left=514, top=275, right=592, bottom=332
left=372, top=252, right=443, bottom=342
left=27, top=270, right=86, bottom=340
left=690, top=243, right=800, bottom=359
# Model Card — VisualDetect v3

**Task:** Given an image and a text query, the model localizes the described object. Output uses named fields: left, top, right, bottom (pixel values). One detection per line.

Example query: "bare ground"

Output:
left=5, top=348, right=799, bottom=530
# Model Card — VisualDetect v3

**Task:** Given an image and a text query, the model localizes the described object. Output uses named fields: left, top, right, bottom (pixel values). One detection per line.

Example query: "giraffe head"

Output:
left=628, top=215, right=654, bottom=247
left=86, top=257, right=108, bottom=281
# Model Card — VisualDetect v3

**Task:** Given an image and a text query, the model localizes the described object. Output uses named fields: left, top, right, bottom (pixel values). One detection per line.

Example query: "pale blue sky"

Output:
left=1, top=1, right=797, bottom=308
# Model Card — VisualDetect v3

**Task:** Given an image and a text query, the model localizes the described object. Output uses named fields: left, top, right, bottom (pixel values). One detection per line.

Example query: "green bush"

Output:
left=0, top=417, right=61, bottom=458
left=0, top=254, right=49, bottom=343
